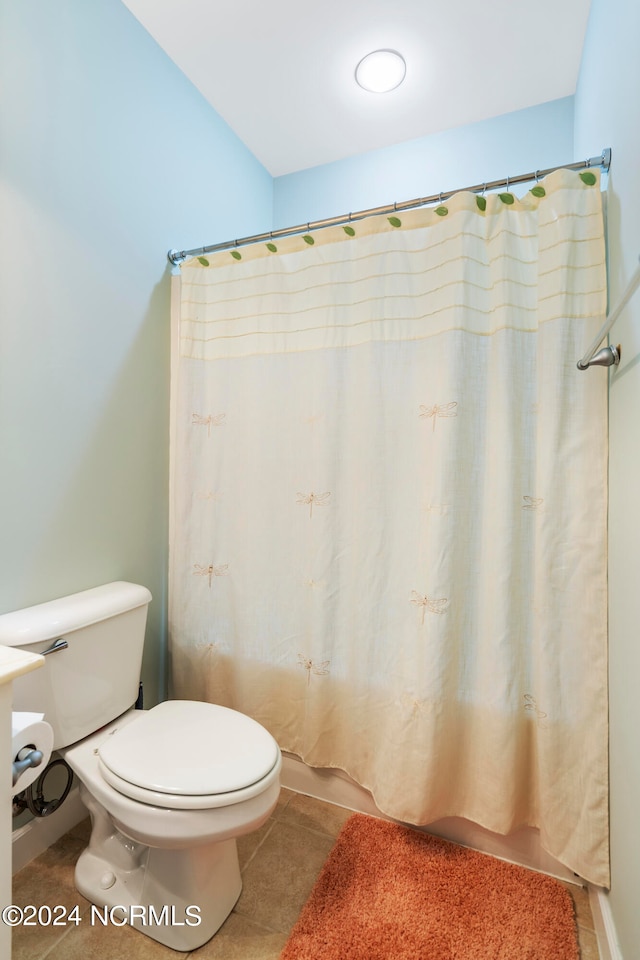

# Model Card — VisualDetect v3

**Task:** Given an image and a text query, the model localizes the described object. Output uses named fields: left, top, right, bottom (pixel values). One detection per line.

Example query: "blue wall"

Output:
left=0, top=0, right=272, bottom=704
left=575, top=0, right=640, bottom=953
left=273, top=97, right=575, bottom=227
left=0, top=2, right=579, bottom=719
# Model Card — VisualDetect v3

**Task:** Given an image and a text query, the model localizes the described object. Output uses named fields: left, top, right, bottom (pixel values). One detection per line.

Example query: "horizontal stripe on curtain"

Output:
left=169, top=167, right=609, bottom=887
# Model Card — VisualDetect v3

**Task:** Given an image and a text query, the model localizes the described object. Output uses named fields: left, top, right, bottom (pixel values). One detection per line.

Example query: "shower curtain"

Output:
left=169, top=167, right=609, bottom=887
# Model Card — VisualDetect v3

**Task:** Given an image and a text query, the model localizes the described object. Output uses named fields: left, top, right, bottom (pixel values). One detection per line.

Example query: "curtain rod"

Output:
left=167, top=149, right=611, bottom=265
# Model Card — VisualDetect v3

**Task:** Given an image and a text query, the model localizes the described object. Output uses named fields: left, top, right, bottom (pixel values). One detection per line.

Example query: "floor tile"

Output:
left=277, top=791, right=352, bottom=838
left=190, top=912, right=288, bottom=960
left=234, top=820, right=334, bottom=933
left=12, top=789, right=601, bottom=960
left=272, top=787, right=295, bottom=818
left=572, top=886, right=595, bottom=932
left=44, top=918, right=190, bottom=959
left=236, top=818, right=275, bottom=872
left=67, top=816, right=92, bottom=845
left=559, top=880, right=595, bottom=933
left=577, top=926, right=601, bottom=960
left=236, top=787, right=299, bottom=871
left=11, top=834, right=91, bottom=960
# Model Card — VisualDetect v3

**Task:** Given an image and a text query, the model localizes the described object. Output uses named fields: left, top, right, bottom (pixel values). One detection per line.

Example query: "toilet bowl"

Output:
left=63, top=701, right=281, bottom=845
left=61, top=702, right=281, bottom=950
left=1, top=582, right=282, bottom=951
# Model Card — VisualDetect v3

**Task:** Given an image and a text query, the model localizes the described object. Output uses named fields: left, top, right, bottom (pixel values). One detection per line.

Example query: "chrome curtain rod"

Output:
left=167, top=149, right=611, bottom=265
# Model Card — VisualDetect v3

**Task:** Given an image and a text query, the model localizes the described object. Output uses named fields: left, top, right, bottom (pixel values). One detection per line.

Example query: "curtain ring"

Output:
left=506, top=175, right=510, bottom=191
left=482, top=183, right=487, bottom=196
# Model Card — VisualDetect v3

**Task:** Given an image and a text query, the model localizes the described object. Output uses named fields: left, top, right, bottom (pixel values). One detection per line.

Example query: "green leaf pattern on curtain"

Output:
left=191, top=170, right=598, bottom=269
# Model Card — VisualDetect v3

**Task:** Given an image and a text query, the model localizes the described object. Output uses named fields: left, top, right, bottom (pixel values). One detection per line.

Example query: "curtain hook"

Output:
left=506, top=175, right=510, bottom=191
left=482, top=183, right=487, bottom=196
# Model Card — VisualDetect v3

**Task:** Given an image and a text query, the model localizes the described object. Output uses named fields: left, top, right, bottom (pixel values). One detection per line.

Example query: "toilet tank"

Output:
left=0, top=582, right=152, bottom=749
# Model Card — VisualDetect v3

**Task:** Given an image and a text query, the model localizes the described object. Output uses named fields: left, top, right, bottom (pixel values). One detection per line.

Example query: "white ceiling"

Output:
left=121, top=0, right=591, bottom=178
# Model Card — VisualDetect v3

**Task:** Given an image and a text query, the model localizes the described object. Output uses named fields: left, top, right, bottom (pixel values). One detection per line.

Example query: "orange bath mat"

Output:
left=279, top=813, right=579, bottom=959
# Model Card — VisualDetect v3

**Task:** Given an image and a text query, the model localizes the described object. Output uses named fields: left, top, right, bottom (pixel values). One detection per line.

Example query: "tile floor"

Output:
left=12, top=789, right=600, bottom=959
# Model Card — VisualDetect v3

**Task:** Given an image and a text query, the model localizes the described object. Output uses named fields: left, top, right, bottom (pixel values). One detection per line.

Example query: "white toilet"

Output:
left=1, top=582, right=282, bottom=951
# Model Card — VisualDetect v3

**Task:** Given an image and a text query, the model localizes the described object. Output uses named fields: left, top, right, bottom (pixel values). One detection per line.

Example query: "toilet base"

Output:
left=76, top=788, right=242, bottom=951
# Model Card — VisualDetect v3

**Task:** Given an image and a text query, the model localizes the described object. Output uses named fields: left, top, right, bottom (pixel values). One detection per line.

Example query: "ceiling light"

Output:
left=355, top=50, right=406, bottom=93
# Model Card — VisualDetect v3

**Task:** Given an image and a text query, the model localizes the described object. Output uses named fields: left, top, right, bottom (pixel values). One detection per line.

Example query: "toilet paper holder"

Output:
left=12, top=747, right=44, bottom=787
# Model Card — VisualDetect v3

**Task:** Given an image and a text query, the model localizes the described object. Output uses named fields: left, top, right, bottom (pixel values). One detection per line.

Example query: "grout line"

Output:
left=283, top=822, right=341, bottom=842
left=239, top=819, right=278, bottom=875
left=270, top=810, right=345, bottom=842
left=38, top=923, right=75, bottom=960
left=230, top=903, right=286, bottom=936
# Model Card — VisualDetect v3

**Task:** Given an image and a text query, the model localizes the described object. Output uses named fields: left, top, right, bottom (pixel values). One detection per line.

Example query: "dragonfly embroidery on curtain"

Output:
left=296, top=491, right=331, bottom=518
left=418, top=401, right=458, bottom=431
left=523, top=694, right=548, bottom=725
left=522, top=496, right=544, bottom=510
left=410, top=591, right=448, bottom=624
left=297, top=654, right=331, bottom=685
left=399, top=692, right=429, bottom=717
left=424, top=503, right=450, bottom=516
left=192, top=562, right=229, bottom=587
left=192, top=413, right=226, bottom=436
left=196, top=491, right=222, bottom=502
left=304, top=577, right=325, bottom=589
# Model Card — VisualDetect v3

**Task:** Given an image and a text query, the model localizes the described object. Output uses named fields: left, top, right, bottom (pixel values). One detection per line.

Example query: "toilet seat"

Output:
left=97, top=756, right=281, bottom=810
left=97, top=700, right=280, bottom=810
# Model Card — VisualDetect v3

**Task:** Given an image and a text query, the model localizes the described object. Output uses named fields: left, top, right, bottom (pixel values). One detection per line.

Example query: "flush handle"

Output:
left=41, top=638, right=68, bottom=656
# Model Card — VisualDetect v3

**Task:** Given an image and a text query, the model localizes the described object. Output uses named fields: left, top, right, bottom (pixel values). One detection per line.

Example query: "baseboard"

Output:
left=280, top=753, right=579, bottom=883
left=588, top=886, right=624, bottom=960
left=12, top=786, right=87, bottom=874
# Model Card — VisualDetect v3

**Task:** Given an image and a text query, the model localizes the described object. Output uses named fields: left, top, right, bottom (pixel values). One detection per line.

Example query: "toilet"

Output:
left=0, top=582, right=282, bottom=951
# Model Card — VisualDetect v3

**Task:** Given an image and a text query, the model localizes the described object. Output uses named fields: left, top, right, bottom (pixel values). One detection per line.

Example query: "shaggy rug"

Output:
left=279, top=813, right=580, bottom=959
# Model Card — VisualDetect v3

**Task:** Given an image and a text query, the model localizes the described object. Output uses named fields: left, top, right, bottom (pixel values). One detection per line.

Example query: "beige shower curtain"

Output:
left=169, top=167, right=609, bottom=887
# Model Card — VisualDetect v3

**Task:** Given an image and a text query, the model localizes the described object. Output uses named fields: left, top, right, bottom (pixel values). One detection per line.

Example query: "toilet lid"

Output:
left=98, top=700, right=280, bottom=797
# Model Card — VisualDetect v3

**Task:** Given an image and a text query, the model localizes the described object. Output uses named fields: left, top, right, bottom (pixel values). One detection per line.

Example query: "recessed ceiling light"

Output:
left=355, top=49, right=406, bottom=93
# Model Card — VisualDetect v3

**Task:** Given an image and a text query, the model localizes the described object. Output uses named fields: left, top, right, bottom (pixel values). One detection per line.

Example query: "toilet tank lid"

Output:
left=0, top=582, right=152, bottom=647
